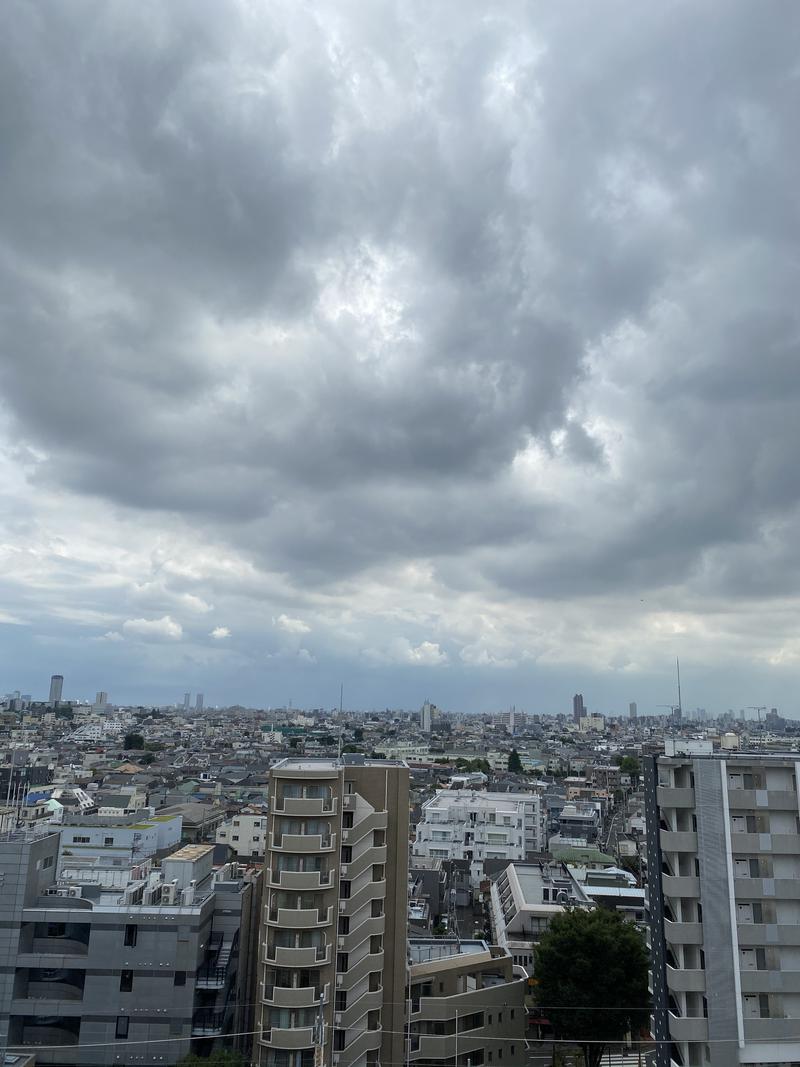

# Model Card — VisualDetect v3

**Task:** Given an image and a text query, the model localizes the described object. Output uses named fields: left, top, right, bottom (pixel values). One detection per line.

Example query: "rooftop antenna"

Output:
left=676, top=657, right=683, bottom=718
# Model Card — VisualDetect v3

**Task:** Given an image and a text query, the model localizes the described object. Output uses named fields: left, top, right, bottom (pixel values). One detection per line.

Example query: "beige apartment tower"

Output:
left=256, top=757, right=409, bottom=1067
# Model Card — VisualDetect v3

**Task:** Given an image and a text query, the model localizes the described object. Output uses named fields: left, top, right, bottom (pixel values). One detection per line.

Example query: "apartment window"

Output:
left=334, top=1029, right=346, bottom=1052
left=510, top=1009, right=514, bottom=1019
left=498, top=1012, right=503, bottom=1023
left=115, top=1016, right=130, bottom=1040
left=335, top=991, right=347, bottom=1012
left=73, top=836, right=90, bottom=844
left=338, top=916, right=350, bottom=935
left=253, top=836, right=260, bottom=843
left=123, top=924, right=137, bottom=947
left=370, top=935, right=382, bottom=954
left=340, top=880, right=351, bottom=899
left=341, top=846, right=352, bottom=863
left=104, top=836, right=114, bottom=846
left=119, top=970, right=133, bottom=992
left=343, top=813, right=354, bottom=829
left=46, top=923, right=67, bottom=938
left=174, top=971, right=186, bottom=986
left=371, top=899, right=383, bottom=918
left=232, top=835, right=239, bottom=841
left=337, top=953, right=349, bottom=972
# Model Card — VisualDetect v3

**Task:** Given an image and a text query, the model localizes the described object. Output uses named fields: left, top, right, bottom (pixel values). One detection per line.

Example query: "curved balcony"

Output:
left=341, top=845, right=387, bottom=882
left=335, top=987, right=383, bottom=1029
left=264, top=943, right=332, bottom=968
left=263, top=982, right=329, bottom=1009
left=261, top=1026, right=316, bottom=1050
left=342, top=810, right=388, bottom=845
left=334, top=1025, right=382, bottom=1067
left=269, top=869, right=333, bottom=891
left=271, top=831, right=336, bottom=853
left=338, top=914, right=385, bottom=953
left=666, top=965, right=705, bottom=992
left=272, top=797, right=337, bottom=817
left=339, top=879, right=386, bottom=916
left=336, top=949, right=384, bottom=990
left=265, top=906, right=333, bottom=929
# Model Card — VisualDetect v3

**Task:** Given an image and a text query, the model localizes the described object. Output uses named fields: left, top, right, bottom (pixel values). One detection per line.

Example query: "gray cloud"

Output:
left=1, top=0, right=800, bottom=709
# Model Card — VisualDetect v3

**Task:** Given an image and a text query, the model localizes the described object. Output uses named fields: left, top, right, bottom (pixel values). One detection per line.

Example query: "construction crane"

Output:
left=746, top=706, right=768, bottom=723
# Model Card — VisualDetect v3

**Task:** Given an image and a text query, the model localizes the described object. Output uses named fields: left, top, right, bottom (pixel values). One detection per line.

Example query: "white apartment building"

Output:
left=216, top=811, right=268, bottom=858
left=489, top=861, right=590, bottom=973
left=645, top=752, right=800, bottom=1067
left=413, top=790, right=545, bottom=887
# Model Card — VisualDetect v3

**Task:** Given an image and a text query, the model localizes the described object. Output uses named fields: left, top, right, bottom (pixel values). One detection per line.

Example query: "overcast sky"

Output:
left=1, top=1, right=799, bottom=714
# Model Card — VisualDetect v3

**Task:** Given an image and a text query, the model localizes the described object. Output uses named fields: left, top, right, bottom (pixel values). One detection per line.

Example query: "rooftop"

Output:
left=167, top=843, right=215, bottom=862
left=409, top=938, right=489, bottom=964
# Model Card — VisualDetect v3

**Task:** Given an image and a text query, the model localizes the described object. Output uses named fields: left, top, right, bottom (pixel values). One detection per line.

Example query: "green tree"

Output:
left=619, top=755, right=640, bottom=780
left=123, top=733, right=144, bottom=750
left=353, top=727, right=364, bottom=742
left=534, top=908, right=650, bottom=1067
left=178, top=1052, right=246, bottom=1067
left=507, top=748, right=524, bottom=774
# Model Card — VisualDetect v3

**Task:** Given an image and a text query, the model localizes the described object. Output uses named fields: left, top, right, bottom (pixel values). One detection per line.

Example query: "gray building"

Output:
left=645, top=752, right=800, bottom=1067
left=408, top=939, right=526, bottom=1065
left=48, top=675, right=63, bottom=704
left=257, top=756, right=409, bottom=1067
left=0, top=830, right=261, bottom=1066
left=572, top=693, right=585, bottom=725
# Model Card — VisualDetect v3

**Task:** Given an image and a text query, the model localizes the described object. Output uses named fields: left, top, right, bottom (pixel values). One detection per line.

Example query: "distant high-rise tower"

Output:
left=629, top=701, right=637, bottom=719
left=95, top=691, right=108, bottom=707
left=572, top=693, right=585, bottom=724
left=195, top=692, right=204, bottom=713
left=48, top=675, right=63, bottom=704
left=182, top=692, right=191, bottom=711
left=421, top=699, right=434, bottom=733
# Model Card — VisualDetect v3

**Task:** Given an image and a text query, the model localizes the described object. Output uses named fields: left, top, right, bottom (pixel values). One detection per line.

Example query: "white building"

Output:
left=489, top=861, right=590, bottom=973
left=215, top=810, right=268, bottom=858
left=413, top=790, right=545, bottom=887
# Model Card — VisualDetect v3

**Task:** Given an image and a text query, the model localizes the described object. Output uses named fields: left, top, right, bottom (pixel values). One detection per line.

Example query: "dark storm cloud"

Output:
left=1, top=0, right=799, bottom=629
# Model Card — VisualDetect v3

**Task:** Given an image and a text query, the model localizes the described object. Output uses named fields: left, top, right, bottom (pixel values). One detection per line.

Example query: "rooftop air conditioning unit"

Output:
left=143, top=885, right=159, bottom=905
left=161, top=881, right=178, bottom=905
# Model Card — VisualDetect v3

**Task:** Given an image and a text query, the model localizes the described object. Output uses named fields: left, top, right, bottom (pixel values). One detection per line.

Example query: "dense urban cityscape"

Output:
left=2, top=677, right=800, bottom=1066
left=2, top=1, right=797, bottom=1066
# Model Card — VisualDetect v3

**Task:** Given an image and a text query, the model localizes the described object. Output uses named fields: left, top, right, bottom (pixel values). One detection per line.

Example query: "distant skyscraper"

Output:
left=421, top=699, right=434, bottom=733
left=48, top=675, right=63, bottom=704
left=195, top=692, right=204, bottom=713
left=572, top=693, right=585, bottom=724
left=95, top=691, right=108, bottom=706
left=629, top=701, right=637, bottom=719
left=182, top=692, right=191, bottom=711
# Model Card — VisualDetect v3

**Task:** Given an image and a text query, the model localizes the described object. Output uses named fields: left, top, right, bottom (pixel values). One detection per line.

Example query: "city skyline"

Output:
left=2, top=3, right=799, bottom=712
